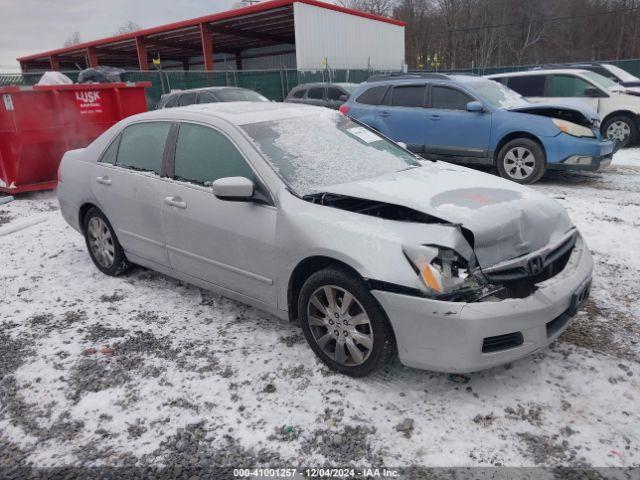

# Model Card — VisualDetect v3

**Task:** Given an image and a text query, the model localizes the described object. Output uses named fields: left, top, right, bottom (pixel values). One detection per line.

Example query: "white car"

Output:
left=487, top=69, right=640, bottom=147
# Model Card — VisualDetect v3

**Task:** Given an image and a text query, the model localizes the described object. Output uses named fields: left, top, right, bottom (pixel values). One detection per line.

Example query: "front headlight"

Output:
left=552, top=118, right=595, bottom=138
left=403, top=245, right=485, bottom=299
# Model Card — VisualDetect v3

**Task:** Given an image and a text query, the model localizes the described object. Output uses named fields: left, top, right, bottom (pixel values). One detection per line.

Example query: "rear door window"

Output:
left=356, top=86, right=387, bottom=105
left=163, top=95, right=179, bottom=108
left=547, top=74, right=594, bottom=97
left=431, top=86, right=473, bottom=110
left=173, top=123, right=253, bottom=186
left=178, top=92, right=197, bottom=106
left=99, top=135, right=121, bottom=165
left=327, top=87, right=344, bottom=101
left=307, top=88, right=324, bottom=100
left=506, top=75, right=546, bottom=96
left=391, top=85, right=426, bottom=108
left=116, top=122, right=171, bottom=175
left=198, top=92, right=218, bottom=104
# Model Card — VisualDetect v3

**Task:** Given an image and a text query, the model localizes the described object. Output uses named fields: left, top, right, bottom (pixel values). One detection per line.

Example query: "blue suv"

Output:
left=340, top=73, right=615, bottom=183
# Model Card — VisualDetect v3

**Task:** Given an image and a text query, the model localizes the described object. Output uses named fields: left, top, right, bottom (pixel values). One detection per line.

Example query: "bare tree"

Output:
left=337, top=0, right=395, bottom=16
left=64, top=31, right=81, bottom=47
left=113, top=21, right=142, bottom=35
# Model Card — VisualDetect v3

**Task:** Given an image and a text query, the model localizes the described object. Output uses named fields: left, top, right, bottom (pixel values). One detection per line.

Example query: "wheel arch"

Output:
left=601, top=110, right=639, bottom=129
left=286, top=255, right=365, bottom=323
left=78, top=202, right=100, bottom=233
left=494, top=131, right=547, bottom=164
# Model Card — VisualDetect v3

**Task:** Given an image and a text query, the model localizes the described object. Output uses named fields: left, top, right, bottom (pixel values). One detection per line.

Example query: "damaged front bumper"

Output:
left=372, top=236, right=593, bottom=373
left=546, top=136, right=615, bottom=172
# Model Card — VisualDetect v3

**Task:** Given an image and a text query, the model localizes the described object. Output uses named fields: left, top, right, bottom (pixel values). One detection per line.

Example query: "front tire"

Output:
left=298, top=267, right=395, bottom=377
left=496, top=138, right=546, bottom=184
left=602, top=114, right=637, bottom=148
left=83, top=207, right=131, bottom=276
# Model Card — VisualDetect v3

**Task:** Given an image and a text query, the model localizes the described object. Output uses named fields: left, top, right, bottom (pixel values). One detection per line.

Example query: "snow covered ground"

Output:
left=1, top=149, right=639, bottom=472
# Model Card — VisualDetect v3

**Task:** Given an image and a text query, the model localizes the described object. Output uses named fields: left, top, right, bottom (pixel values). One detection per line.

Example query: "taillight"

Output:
left=339, top=104, right=350, bottom=115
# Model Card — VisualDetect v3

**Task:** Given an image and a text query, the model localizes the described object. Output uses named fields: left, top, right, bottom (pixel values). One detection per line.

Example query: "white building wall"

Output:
left=293, top=2, right=404, bottom=71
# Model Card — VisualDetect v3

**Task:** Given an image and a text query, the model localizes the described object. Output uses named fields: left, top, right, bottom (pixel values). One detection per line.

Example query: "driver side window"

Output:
left=173, top=123, right=253, bottom=186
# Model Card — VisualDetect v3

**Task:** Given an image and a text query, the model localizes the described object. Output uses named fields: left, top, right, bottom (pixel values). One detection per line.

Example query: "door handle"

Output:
left=379, top=111, right=390, bottom=117
left=429, top=114, right=441, bottom=121
left=96, top=176, right=112, bottom=186
left=164, top=196, right=187, bottom=209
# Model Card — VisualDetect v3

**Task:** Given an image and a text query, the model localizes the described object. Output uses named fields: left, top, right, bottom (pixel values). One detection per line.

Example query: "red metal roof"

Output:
left=17, top=0, right=406, bottom=63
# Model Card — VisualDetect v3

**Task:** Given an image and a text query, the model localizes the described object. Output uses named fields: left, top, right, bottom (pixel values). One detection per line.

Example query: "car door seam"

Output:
left=165, top=244, right=274, bottom=285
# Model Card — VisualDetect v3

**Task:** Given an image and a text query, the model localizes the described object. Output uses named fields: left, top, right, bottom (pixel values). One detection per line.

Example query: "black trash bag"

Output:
left=78, top=66, right=127, bottom=83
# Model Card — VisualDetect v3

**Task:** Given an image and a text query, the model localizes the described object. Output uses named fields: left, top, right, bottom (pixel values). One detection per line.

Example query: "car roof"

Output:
left=487, top=69, right=592, bottom=77
left=362, top=73, right=478, bottom=86
left=293, top=82, right=357, bottom=88
left=130, top=101, right=324, bottom=126
left=161, top=86, right=255, bottom=98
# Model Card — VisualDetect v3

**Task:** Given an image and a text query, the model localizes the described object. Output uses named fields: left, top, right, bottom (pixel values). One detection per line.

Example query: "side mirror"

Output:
left=338, top=94, right=349, bottom=102
left=466, top=101, right=484, bottom=112
left=584, top=87, right=604, bottom=98
left=212, top=177, right=254, bottom=201
left=397, top=141, right=408, bottom=149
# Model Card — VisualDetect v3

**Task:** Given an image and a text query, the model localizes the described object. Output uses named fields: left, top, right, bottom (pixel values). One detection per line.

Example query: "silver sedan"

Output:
left=57, top=102, right=593, bottom=377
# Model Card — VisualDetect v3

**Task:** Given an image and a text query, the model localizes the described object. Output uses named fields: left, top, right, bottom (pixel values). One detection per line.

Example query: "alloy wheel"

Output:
left=306, top=285, right=374, bottom=366
left=606, top=120, right=631, bottom=142
left=87, top=217, right=115, bottom=268
left=503, top=146, right=536, bottom=180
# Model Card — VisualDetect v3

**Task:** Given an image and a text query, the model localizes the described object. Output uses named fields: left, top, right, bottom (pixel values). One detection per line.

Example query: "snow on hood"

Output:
left=320, top=162, right=575, bottom=268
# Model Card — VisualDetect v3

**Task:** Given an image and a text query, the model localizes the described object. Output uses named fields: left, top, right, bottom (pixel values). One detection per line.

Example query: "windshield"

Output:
left=217, top=89, right=269, bottom=102
left=603, top=64, right=640, bottom=83
left=241, top=110, right=420, bottom=194
left=581, top=71, right=618, bottom=90
left=340, top=84, right=358, bottom=94
left=462, top=79, right=529, bottom=109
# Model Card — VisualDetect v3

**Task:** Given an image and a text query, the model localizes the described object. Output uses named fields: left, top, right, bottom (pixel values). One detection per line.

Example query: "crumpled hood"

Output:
left=320, top=162, right=575, bottom=268
left=507, top=103, right=598, bottom=126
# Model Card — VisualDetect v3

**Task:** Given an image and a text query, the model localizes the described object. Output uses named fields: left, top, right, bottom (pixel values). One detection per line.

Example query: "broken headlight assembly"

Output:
left=403, top=245, right=492, bottom=301
left=552, top=118, right=595, bottom=138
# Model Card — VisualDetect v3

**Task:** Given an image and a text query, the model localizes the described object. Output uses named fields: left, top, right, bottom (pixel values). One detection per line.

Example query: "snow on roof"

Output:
left=136, top=101, right=322, bottom=126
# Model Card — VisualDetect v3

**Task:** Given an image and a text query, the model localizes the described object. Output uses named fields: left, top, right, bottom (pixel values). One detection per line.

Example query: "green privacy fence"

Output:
left=0, top=68, right=395, bottom=109
left=2, top=58, right=639, bottom=108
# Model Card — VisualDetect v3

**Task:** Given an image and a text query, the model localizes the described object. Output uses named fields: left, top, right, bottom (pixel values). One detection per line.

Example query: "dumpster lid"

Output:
left=0, top=82, right=151, bottom=94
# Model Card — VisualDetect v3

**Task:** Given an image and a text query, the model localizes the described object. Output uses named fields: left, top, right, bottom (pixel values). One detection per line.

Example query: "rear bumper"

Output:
left=372, top=236, right=593, bottom=373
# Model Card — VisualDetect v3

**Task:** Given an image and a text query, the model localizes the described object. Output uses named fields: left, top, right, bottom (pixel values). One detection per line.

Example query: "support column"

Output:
left=20, top=62, right=28, bottom=73
left=87, top=47, right=99, bottom=68
left=135, top=36, right=148, bottom=71
left=50, top=56, right=60, bottom=71
left=235, top=51, right=243, bottom=70
left=199, top=23, right=214, bottom=71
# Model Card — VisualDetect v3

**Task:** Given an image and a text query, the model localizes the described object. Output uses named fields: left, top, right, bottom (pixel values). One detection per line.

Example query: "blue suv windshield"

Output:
left=461, top=79, right=529, bottom=109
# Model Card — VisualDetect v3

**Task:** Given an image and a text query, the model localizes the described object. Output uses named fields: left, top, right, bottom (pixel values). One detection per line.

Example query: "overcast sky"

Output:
left=0, top=0, right=243, bottom=72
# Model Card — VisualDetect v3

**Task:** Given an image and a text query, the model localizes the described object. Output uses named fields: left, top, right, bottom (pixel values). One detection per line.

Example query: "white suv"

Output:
left=487, top=69, right=640, bottom=147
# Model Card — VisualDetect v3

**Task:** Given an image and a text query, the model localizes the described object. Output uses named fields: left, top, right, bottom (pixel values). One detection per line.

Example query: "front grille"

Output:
left=482, top=331, right=524, bottom=353
left=484, top=232, right=578, bottom=299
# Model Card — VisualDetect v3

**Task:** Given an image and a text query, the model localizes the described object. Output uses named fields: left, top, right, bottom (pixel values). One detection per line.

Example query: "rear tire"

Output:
left=298, top=267, right=395, bottom=377
left=83, top=207, right=131, bottom=276
left=496, top=138, right=546, bottom=184
left=602, top=114, right=637, bottom=148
